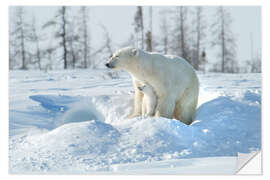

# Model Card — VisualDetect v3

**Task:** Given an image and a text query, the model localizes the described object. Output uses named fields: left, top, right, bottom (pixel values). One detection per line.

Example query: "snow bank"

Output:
left=9, top=91, right=261, bottom=173
left=9, top=70, right=261, bottom=173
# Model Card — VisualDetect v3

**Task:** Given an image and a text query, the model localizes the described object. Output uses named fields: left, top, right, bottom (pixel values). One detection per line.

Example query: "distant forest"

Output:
left=9, top=6, right=261, bottom=73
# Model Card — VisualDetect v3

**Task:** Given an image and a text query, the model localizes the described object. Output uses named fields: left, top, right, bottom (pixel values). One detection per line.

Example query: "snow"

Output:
left=9, top=69, right=261, bottom=174
left=107, top=156, right=237, bottom=175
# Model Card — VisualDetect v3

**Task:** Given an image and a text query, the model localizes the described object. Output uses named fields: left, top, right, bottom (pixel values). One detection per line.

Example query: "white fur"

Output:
left=138, top=83, right=157, bottom=117
left=107, top=47, right=199, bottom=125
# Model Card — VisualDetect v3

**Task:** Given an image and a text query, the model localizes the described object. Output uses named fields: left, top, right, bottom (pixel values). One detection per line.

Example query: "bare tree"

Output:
left=179, top=6, right=189, bottom=61
left=171, top=6, right=191, bottom=63
left=9, top=37, right=16, bottom=70
left=9, top=40, right=12, bottom=70
left=61, top=7, right=68, bottom=69
left=200, top=49, right=207, bottom=73
left=100, top=25, right=113, bottom=56
left=91, top=24, right=114, bottom=68
left=78, top=6, right=91, bottom=69
left=146, top=7, right=153, bottom=52
left=246, top=52, right=261, bottom=73
left=134, top=6, right=144, bottom=50
left=67, top=27, right=77, bottom=69
left=11, top=7, right=30, bottom=70
left=145, top=31, right=152, bottom=52
left=44, top=47, right=55, bottom=71
left=29, top=16, right=42, bottom=70
left=159, top=9, right=170, bottom=54
left=66, top=13, right=80, bottom=69
left=246, top=33, right=261, bottom=73
left=9, top=14, right=16, bottom=70
left=192, top=6, right=207, bottom=70
left=211, top=6, right=237, bottom=73
left=43, top=6, right=69, bottom=69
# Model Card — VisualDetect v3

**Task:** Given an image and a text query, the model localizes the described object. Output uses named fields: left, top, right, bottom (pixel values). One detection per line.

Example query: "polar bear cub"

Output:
left=138, top=83, right=157, bottom=117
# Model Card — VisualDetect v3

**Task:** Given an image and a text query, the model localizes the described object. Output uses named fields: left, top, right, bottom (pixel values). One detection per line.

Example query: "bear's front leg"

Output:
left=128, top=78, right=144, bottom=118
left=155, top=96, right=175, bottom=119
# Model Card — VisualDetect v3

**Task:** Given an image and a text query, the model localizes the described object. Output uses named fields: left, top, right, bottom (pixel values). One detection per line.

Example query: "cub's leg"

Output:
left=128, top=78, right=144, bottom=118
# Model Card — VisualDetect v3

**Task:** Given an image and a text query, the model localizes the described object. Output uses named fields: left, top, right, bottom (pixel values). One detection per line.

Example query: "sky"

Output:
left=10, top=6, right=261, bottom=67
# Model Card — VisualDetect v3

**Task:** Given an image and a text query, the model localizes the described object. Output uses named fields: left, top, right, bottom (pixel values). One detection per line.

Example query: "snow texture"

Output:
left=9, top=70, right=261, bottom=174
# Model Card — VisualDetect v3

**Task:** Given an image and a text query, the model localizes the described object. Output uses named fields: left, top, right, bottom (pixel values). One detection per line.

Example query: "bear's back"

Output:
left=147, top=51, right=192, bottom=68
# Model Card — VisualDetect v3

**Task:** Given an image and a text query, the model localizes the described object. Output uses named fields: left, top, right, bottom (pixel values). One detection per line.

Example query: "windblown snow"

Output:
left=9, top=70, right=261, bottom=174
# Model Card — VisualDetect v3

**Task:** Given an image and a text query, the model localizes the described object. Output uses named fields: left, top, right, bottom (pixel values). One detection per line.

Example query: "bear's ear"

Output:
left=130, top=48, right=138, bottom=57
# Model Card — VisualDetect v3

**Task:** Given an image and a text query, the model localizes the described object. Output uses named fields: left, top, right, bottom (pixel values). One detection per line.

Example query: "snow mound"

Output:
left=9, top=121, right=121, bottom=173
left=9, top=90, right=261, bottom=173
left=193, top=94, right=261, bottom=157
left=59, top=99, right=105, bottom=126
left=28, top=120, right=120, bottom=156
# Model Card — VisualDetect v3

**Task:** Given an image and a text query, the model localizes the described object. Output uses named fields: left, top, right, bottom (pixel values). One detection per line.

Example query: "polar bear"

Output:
left=137, top=83, right=157, bottom=117
left=105, top=47, right=199, bottom=125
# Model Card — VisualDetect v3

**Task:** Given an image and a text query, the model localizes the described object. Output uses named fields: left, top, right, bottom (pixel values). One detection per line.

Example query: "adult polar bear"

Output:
left=105, top=47, right=199, bottom=125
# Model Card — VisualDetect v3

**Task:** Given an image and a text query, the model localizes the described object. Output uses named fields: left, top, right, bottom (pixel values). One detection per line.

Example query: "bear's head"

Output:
left=105, top=47, right=138, bottom=70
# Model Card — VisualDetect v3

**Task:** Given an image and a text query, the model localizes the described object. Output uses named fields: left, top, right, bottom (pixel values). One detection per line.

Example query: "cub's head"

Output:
left=137, top=84, right=153, bottom=95
left=105, top=47, right=138, bottom=70
left=137, top=85, right=146, bottom=92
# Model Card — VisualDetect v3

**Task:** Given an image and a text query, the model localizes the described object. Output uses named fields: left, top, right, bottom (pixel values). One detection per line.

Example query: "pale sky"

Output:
left=10, top=6, right=261, bottom=66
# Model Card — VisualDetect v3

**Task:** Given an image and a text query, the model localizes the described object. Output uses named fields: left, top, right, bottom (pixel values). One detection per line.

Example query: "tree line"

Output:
left=9, top=6, right=261, bottom=73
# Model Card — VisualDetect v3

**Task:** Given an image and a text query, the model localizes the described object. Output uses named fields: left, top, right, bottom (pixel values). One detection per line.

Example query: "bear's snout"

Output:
left=105, top=63, right=113, bottom=68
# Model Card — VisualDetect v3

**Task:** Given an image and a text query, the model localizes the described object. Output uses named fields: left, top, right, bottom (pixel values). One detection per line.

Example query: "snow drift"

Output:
left=9, top=70, right=261, bottom=174
left=9, top=92, right=261, bottom=173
